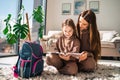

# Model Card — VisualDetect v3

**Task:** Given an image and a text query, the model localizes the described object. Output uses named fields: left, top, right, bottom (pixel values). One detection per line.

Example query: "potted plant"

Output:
left=3, top=6, right=29, bottom=54
left=32, top=6, right=45, bottom=40
left=3, top=5, right=45, bottom=54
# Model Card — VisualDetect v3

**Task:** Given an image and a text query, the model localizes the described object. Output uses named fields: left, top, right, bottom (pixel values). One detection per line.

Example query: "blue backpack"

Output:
left=13, top=41, right=44, bottom=78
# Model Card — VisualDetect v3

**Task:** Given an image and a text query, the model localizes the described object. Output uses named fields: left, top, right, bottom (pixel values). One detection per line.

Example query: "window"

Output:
left=0, top=0, right=18, bottom=56
left=0, top=0, right=47, bottom=57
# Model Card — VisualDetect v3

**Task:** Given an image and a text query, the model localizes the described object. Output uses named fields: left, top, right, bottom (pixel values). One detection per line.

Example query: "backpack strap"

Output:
left=20, top=59, right=31, bottom=67
left=32, top=59, right=42, bottom=73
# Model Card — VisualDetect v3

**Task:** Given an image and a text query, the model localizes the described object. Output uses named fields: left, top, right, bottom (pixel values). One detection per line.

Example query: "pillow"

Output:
left=111, top=31, right=119, bottom=37
left=101, top=32, right=115, bottom=41
left=111, top=37, right=120, bottom=42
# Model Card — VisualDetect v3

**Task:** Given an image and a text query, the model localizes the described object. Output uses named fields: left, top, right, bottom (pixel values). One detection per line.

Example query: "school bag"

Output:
left=13, top=41, right=44, bottom=78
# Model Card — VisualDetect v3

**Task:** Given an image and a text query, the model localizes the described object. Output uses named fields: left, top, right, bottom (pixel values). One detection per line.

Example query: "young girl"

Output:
left=46, top=18, right=80, bottom=75
left=76, top=10, right=101, bottom=72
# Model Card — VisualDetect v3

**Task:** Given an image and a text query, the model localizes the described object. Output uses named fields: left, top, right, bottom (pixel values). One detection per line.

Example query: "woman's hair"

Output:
left=76, top=10, right=101, bottom=62
left=62, top=18, right=77, bottom=37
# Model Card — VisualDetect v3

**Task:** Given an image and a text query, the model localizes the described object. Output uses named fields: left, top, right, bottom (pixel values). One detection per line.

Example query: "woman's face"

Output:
left=79, top=16, right=89, bottom=31
left=62, top=25, right=73, bottom=39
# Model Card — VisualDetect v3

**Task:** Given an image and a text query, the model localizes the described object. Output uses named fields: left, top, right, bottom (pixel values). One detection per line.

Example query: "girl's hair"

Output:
left=76, top=10, right=101, bottom=62
left=62, top=18, right=77, bottom=37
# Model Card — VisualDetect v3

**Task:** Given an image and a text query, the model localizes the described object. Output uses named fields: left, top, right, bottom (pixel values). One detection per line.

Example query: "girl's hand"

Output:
left=59, top=53, right=71, bottom=61
left=79, top=51, right=88, bottom=62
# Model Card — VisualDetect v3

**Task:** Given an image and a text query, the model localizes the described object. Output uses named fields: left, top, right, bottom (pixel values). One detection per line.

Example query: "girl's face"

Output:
left=62, top=25, right=73, bottom=39
left=79, top=16, right=89, bottom=31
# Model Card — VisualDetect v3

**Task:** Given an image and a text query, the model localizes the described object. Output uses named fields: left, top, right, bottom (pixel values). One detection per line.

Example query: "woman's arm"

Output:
left=79, top=51, right=94, bottom=62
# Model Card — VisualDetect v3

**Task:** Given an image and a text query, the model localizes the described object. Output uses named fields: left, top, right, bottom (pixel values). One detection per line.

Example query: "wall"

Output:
left=46, top=0, right=120, bottom=34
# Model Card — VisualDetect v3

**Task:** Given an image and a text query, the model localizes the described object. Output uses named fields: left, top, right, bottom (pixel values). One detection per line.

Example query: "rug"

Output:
left=0, top=63, right=120, bottom=80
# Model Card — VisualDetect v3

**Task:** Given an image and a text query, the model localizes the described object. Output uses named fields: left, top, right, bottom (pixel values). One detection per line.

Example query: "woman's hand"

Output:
left=59, top=53, right=71, bottom=61
left=79, top=51, right=88, bottom=62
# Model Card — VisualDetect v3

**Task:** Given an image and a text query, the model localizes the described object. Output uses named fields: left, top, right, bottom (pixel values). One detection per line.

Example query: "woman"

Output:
left=76, top=10, right=101, bottom=72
